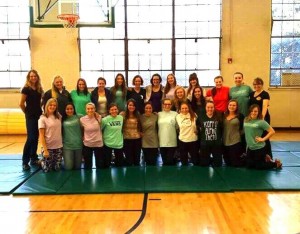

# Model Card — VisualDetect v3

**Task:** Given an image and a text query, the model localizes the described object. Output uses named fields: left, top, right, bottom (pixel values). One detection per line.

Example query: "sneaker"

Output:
left=274, top=159, right=282, bottom=169
left=30, top=159, right=40, bottom=167
left=22, top=164, right=30, bottom=171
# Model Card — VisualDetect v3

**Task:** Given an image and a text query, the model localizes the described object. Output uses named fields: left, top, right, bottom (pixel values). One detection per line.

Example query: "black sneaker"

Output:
left=30, top=159, right=40, bottom=167
left=22, top=164, right=30, bottom=171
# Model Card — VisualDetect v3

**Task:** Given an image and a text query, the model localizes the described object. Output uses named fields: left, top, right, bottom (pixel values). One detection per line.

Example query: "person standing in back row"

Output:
left=127, top=75, right=146, bottom=114
left=249, top=77, right=273, bottom=158
left=19, top=70, right=44, bottom=171
left=230, top=72, right=252, bottom=117
left=206, top=76, right=230, bottom=113
left=42, top=75, right=72, bottom=118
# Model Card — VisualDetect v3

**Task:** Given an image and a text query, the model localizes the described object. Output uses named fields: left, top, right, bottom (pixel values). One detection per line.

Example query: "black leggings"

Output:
left=246, top=146, right=276, bottom=169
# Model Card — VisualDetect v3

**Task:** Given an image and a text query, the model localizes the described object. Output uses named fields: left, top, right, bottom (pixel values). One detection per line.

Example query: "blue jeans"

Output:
left=63, top=148, right=83, bottom=170
left=22, top=116, right=39, bottom=165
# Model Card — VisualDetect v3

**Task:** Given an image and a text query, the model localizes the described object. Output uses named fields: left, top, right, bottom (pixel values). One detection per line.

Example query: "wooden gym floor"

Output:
left=0, top=131, right=300, bottom=233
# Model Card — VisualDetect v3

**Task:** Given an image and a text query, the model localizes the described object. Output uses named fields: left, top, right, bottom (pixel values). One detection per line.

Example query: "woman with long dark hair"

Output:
left=110, top=73, right=127, bottom=112
left=140, top=102, right=159, bottom=166
left=121, top=99, right=142, bottom=166
left=70, top=78, right=91, bottom=115
left=199, top=101, right=223, bottom=167
left=223, top=99, right=245, bottom=167
left=244, top=104, right=282, bottom=169
left=91, top=77, right=112, bottom=117
left=19, top=70, right=44, bottom=170
left=145, top=73, right=164, bottom=113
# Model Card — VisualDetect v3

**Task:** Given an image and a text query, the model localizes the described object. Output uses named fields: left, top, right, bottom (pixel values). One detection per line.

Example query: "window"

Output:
left=80, top=0, right=222, bottom=87
left=0, top=1, right=30, bottom=88
left=271, top=0, right=300, bottom=86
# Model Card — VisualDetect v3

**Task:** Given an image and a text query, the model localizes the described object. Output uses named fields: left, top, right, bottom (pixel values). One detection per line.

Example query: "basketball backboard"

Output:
left=30, top=0, right=116, bottom=28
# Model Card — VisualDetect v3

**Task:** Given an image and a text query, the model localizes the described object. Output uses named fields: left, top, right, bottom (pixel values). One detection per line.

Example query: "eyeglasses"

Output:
left=164, top=103, right=172, bottom=106
left=253, top=83, right=262, bottom=86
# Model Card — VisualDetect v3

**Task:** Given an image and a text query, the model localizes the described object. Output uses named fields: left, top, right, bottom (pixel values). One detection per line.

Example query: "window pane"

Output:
left=0, top=1, right=30, bottom=88
left=128, top=40, right=171, bottom=70
left=176, top=39, right=220, bottom=70
left=271, top=1, right=300, bottom=86
left=80, top=1, right=221, bottom=87
left=81, top=40, right=124, bottom=71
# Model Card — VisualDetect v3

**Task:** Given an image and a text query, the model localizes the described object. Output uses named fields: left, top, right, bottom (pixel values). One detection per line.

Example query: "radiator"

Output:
left=281, top=73, right=300, bottom=86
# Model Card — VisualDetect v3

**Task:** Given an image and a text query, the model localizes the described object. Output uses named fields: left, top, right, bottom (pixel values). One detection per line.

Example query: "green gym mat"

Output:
left=264, top=169, right=300, bottom=190
left=13, top=170, right=73, bottom=195
left=216, top=167, right=300, bottom=191
left=285, top=167, right=300, bottom=178
left=57, top=167, right=145, bottom=194
left=271, top=141, right=300, bottom=152
left=215, top=167, right=274, bottom=191
left=273, top=151, right=300, bottom=167
left=0, top=160, right=39, bottom=194
left=144, top=166, right=231, bottom=192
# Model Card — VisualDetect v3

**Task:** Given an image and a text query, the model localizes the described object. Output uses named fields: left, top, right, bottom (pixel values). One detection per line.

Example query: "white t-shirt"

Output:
left=158, top=111, right=178, bottom=147
left=176, top=113, right=198, bottom=142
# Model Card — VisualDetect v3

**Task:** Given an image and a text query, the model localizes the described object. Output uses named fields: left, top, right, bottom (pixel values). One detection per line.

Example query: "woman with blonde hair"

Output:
left=80, top=102, right=105, bottom=169
left=38, top=98, right=63, bottom=172
left=42, top=75, right=72, bottom=118
left=19, top=69, right=44, bottom=170
left=172, top=86, right=187, bottom=112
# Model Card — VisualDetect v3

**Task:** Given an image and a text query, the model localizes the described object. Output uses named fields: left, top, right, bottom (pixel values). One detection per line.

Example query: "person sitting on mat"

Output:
left=223, top=99, right=246, bottom=167
left=62, top=103, right=83, bottom=170
left=38, top=98, right=63, bottom=172
left=243, top=104, right=282, bottom=169
left=102, top=103, right=125, bottom=167
left=198, top=101, right=223, bottom=167
left=80, top=102, right=105, bottom=169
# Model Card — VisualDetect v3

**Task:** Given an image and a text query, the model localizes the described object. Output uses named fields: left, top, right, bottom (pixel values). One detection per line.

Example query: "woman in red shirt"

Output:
left=206, top=76, right=230, bottom=113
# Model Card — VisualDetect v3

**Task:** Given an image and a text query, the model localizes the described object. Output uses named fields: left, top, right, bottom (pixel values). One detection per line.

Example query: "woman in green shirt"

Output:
left=70, top=78, right=91, bottom=115
left=102, top=103, right=124, bottom=167
left=244, top=104, right=282, bottom=169
left=62, top=103, right=83, bottom=170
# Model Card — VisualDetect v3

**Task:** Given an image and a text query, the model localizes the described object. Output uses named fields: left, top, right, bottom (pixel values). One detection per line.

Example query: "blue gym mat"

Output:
left=0, top=159, right=39, bottom=194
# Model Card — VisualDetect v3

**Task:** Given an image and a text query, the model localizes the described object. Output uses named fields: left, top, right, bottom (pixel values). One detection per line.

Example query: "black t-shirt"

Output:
left=21, top=86, right=42, bottom=118
left=127, top=88, right=146, bottom=114
left=249, top=90, right=270, bottom=123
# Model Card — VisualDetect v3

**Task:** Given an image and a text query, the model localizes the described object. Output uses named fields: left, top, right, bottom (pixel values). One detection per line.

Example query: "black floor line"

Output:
left=0, top=143, right=15, bottom=150
left=26, top=209, right=142, bottom=213
left=125, top=193, right=148, bottom=234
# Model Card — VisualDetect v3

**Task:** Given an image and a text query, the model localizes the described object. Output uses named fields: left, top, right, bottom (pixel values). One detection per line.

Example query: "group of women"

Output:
left=19, top=70, right=282, bottom=172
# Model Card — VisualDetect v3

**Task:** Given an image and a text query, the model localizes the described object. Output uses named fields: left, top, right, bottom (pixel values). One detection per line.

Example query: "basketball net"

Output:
left=57, top=14, right=79, bottom=35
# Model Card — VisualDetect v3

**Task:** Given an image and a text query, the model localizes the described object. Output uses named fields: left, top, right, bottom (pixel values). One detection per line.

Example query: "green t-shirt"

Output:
left=101, top=115, right=124, bottom=149
left=230, top=85, right=252, bottom=116
left=244, top=119, right=270, bottom=150
left=62, top=115, right=83, bottom=150
left=70, top=90, right=91, bottom=116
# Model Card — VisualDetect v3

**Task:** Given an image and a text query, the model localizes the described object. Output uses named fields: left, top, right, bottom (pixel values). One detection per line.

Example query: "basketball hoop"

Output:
left=57, top=14, right=79, bottom=28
